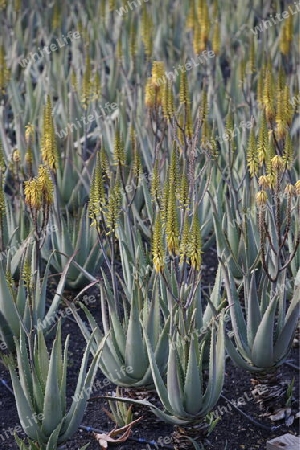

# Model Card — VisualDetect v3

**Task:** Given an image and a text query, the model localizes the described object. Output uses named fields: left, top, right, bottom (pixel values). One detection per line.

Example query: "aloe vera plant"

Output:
left=42, top=206, right=103, bottom=289
left=106, top=312, right=226, bottom=426
left=222, top=263, right=300, bottom=372
left=0, top=249, right=73, bottom=352
left=3, top=322, right=106, bottom=450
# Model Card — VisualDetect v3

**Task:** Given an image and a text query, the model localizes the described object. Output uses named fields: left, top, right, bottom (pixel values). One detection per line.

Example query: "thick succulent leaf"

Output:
left=16, top=330, right=34, bottom=406
left=45, top=422, right=62, bottom=450
left=7, top=364, right=44, bottom=443
left=251, top=296, right=278, bottom=368
left=183, top=336, right=203, bottom=414
left=144, top=331, right=173, bottom=412
left=246, top=273, right=261, bottom=347
left=0, top=262, right=20, bottom=336
left=41, top=326, right=63, bottom=437
left=124, top=289, right=148, bottom=379
left=274, top=287, right=300, bottom=362
left=59, top=337, right=105, bottom=441
left=202, top=263, right=222, bottom=325
left=221, top=264, right=249, bottom=354
left=167, top=342, right=186, bottom=417
left=0, top=310, right=15, bottom=352
left=225, top=335, right=263, bottom=372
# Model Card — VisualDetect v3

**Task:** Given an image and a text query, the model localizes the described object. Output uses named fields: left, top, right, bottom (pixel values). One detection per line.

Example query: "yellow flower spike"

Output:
left=247, top=128, right=258, bottom=177
left=109, top=0, right=116, bottom=11
left=201, top=116, right=211, bottom=148
left=266, top=132, right=275, bottom=175
left=52, top=1, right=61, bottom=30
left=239, top=58, right=246, bottom=84
left=167, top=83, right=175, bottom=119
left=38, top=166, right=54, bottom=207
left=179, top=170, right=189, bottom=209
left=284, top=184, right=296, bottom=196
left=25, top=147, right=33, bottom=172
left=179, top=216, right=190, bottom=264
left=257, top=111, right=268, bottom=166
left=186, top=103, right=193, bottom=139
left=295, top=181, right=300, bottom=196
left=0, top=44, right=9, bottom=93
left=266, top=173, right=275, bottom=189
left=283, top=85, right=293, bottom=126
left=189, top=214, right=202, bottom=271
left=151, top=160, right=161, bottom=202
left=24, top=178, right=42, bottom=210
left=271, top=155, right=284, bottom=172
left=283, top=133, right=293, bottom=170
left=247, top=34, right=255, bottom=74
left=81, top=54, right=91, bottom=109
left=186, top=3, right=196, bottom=31
left=152, top=61, right=165, bottom=88
left=225, top=107, right=234, bottom=143
left=145, top=77, right=155, bottom=108
left=212, top=22, right=220, bottom=56
left=279, top=14, right=293, bottom=55
left=12, top=149, right=20, bottom=163
left=256, top=190, right=268, bottom=207
left=166, top=183, right=179, bottom=255
left=193, top=19, right=201, bottom=55
left=89, top=152, right=106, bottom=222
left=275, top=89, right=288, bottom=140
left=152, top=211, right=164, bottom=273
left=132, top=128, right=142, bottom=179
left=0, top=173, right=6, bottom=218
left=114, top=125, right=125, bottom=166
left=0, top=141, right=5, bottom=171
left=258, top=175, right=270, bottom=190
left=179, top=70, right=189, bottom=105
left=161, top=175, right=169, bottom=225
left=92, top=72, right=101, bottom=102
left=25, top=123, right=34, bottom=144
left=141, top=6, right=153, bottom=58
left=262, top=60, right=275, bottom=122
left=41, top=96, right=57, bottom=172
left=106, top=179, right=121, bottom=234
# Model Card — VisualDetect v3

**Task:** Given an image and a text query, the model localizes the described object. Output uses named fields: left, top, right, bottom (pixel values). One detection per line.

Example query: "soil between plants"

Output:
left=0, top=250, right=299, bottom=450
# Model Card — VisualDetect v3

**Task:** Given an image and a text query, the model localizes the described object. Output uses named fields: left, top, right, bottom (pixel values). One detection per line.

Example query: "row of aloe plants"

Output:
left=0, top=0, right=299, bottom=448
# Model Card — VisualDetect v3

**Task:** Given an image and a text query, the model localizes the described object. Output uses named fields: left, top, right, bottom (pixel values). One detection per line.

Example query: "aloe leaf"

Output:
left=183, top=336, right=203, bottom=414
left=246, top=273, right=261, bottom=347
left=41, top=326, right=63, bottom=437
left=251, top=296, right=278, bottom=368
left=124, top=287, right=148, bottom=379
left=167, top=342, right=186, bottom=417
left=0, top=262, right=20, bottom=336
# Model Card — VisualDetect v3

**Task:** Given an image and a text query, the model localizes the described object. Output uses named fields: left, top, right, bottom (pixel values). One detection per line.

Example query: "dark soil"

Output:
left=0, top=249, right=299, bottom=450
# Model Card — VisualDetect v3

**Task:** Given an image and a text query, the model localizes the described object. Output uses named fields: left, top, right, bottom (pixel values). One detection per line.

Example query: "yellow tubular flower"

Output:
left=247, top=128, right=258, bottom=177
left=166, top=182, right=179, bottom=255
left=256, top=190, right=267, bottom=206
left=262, top=60, right=275, bottom=122
left=89, top=152, right=106, bottom=222
left=212, top=22, right=220, bottom=56
left=81, top=54, right=91, bottom=109
left=284, top=184, right=296, bottom=196
left=295, top=181, right=300, bottom=196
left=257, top=111, right=268, bottom=166
left=151, top=160, right=161, bottom=202
left=179, top=216, right=190, bottom=264
left=38, top=166, right=54, bottom=207
left=258, top=175, right=271, bottom=190
left=24, top=178, right=42, bottom=210
left=275, top=88, right=288, bottom=140
left=41, top=96, right=58, bottom=172
left=271, top=155, right=284, bottom=172
left=152, top=61, right=165, bottom=88
left=189, top=214, right=202, bottom=271
left=114, top=125, right=125, bottom=166
left=145, top=77, right=155, bottom=108
left=152, top=211, right=164, bottom=273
